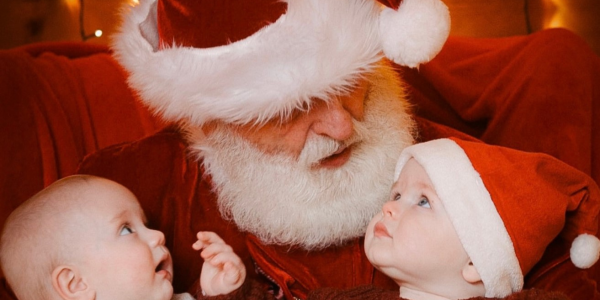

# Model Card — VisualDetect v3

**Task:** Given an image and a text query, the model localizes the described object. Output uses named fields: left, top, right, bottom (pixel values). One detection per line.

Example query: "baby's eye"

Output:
left=417, top=197, right=431, bottom=208
left=119, top=225, right=135, bottom=236
left=393, top=193, right=401, bottom=201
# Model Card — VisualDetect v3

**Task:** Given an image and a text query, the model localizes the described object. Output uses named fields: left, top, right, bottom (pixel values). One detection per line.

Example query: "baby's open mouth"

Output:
left=155, top=261, right=165, bottom=272
left=155, top=252, right=173, bottom=282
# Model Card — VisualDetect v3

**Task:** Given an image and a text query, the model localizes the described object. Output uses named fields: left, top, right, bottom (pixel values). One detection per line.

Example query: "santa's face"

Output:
left=202, top=78, right=370, bottom=169
left=190, top=63, right=415, bottom=249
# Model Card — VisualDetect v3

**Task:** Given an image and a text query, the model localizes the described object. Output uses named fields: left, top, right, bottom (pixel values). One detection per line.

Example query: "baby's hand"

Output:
left=193, top=231, right=246, bottom=296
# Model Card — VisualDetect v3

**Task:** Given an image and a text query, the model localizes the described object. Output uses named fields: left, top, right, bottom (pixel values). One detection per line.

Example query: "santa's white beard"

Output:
left=189, top=66, right=415, bottom=250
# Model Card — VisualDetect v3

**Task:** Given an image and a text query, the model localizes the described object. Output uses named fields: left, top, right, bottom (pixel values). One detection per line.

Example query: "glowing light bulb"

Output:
left=544, top=0, right=564, bottom=29
left=94, top=30, right=103, bottom=37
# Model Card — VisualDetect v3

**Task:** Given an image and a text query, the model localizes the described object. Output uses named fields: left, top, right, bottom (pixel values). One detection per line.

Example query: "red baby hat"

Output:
left=112, top=0, right=450, bottom=126
left=394, top=138, right=600, bottom=298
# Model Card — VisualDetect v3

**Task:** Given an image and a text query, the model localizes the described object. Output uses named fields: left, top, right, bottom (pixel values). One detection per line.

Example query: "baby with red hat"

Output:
left=194, top=138, right=600, bottom=300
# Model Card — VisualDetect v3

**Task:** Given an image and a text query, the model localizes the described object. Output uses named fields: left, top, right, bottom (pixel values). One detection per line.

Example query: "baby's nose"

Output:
left=382, top=201, right=399, bottom=218
left=149, top=229, right=166, bottom=247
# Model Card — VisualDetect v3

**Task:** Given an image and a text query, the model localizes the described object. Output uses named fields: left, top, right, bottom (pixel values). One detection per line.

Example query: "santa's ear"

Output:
left=462, top=261, right=482, bottom=284
left=52, top=266, right=94, bottom=300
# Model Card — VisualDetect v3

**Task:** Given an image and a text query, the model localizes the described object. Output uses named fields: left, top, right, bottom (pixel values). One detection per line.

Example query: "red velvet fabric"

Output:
left=158, top=0, right=287, bottom=48
left=376, top=0, right=402, bottom=10
left=0, top=42, right=162, bottom=208
left=1, top=28, right=599, bottom=299
left=405, top=28, right=600, bottom=183
left=198, top=280, right=570, bottom=300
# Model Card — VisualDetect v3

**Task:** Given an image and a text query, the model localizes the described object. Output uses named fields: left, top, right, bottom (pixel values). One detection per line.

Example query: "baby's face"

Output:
left=363, top=158, right=470, bottom=287
left=70, top=179, right=174, bottom=300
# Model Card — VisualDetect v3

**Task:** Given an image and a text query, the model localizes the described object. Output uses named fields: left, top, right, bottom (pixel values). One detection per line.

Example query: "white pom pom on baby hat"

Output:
left=571, top=233, right=600, bottom=269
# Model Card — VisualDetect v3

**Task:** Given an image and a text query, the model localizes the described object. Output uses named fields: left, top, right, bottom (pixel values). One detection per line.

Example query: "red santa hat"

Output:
left=112, top=0, right=450, bottom=126
left=394, top=138, right=600, bottom=298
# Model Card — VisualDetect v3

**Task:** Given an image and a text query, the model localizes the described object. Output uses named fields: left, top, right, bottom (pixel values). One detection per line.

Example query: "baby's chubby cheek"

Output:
left=363, top=220, right=380, bottom=261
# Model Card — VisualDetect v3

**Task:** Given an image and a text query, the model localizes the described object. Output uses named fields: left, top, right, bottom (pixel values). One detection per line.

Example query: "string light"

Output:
left=79, top=0, right=102, bottom=41
left=524, top=0, right=562, bottom=34
left=545, top=0, right=564, bottom=28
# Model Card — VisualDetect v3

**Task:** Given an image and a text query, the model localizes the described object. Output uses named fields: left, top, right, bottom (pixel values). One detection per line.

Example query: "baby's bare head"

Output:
left=0, top=175, right=125, bottom=300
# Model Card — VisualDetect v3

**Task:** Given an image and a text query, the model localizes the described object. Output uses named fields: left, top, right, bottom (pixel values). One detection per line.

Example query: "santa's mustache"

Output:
left=298, top=127, right=364, bottom=167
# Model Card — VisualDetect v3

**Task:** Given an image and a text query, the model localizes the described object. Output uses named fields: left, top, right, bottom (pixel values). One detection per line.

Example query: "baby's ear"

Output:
left=52, top=266, right=94, bottom=300
left=462, top=261, right=482, bottom=284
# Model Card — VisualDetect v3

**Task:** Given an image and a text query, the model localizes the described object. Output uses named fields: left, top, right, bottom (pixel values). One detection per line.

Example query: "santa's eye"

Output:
left=119, top=225, right=135, bottom=236
left=417, top=197, right=431, bottom=208
left=393, top=193, right=401, bottom=201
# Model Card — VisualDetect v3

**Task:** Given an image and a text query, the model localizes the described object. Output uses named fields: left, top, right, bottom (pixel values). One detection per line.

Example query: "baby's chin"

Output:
left=160, top=285, right=174, bottom=300
left=155, top=267, right=175, bottom=300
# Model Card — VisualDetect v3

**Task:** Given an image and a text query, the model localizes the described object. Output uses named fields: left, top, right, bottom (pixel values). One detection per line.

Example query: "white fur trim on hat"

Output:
left=379, top=0, right=450, bottom=68
left=571, top=233, right=600, bottom=269
left=113, top=0, right=383, bottom=126
left=394, top=139, right=522, bottom=298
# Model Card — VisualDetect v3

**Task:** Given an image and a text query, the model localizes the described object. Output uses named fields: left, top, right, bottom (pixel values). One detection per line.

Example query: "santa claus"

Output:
left=77, top=0, right=600, bottom=299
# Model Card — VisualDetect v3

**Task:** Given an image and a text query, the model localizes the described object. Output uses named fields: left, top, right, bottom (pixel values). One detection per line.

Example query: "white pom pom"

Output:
left=379, top=0, right=450, bottom=68
left=571, top=234, right=600, bottom=269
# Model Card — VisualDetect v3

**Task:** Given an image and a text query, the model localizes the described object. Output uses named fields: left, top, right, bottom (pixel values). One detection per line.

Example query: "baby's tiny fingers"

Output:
left=194, top=231, right=227, bottom=251
left=223, top=262, right=242, bottom=280
left=192, top=239, right=206, bottom=250
left=196, top=231, right=225, bottom=244
left=200, top=242, right=233, bottom=259
left=205, top=251, right=240, bottom=268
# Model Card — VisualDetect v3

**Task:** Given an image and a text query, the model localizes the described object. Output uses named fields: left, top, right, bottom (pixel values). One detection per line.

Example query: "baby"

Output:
left=194, top=138, right=600, bottom=299
left=0, top=175, right=193, bottom=300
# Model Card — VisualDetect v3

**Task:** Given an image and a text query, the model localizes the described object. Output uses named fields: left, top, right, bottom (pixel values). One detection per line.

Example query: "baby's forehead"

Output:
left=395, top=159, right=429, bottom=182
left=44, top=177, right=141, bottom=218
left=39, top=176, right=112, bottom=201
left=3, top=176, right=141, bottom=262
